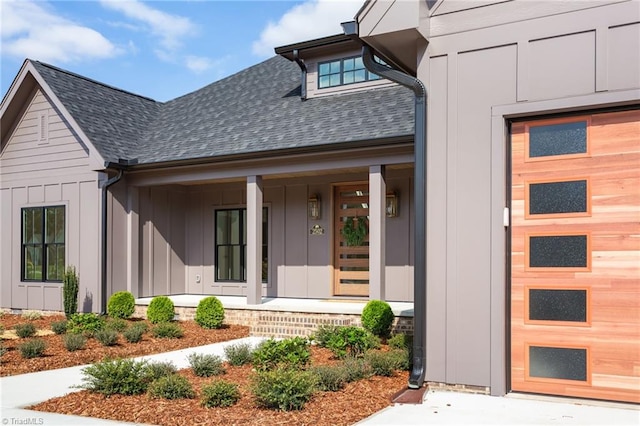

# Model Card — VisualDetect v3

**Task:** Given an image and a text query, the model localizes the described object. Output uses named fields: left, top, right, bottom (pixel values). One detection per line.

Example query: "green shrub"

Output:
left=19, top=339, right=46, bottom=358
left=223, top=342, right=254, bottom=366
left=146, top=296, right=175, bottom=324
left=51, top=320, right=68, bottom=335
left=14, top=323, right=36, bottom=338
left=79, top=358, right=149, bottom=396
left=151, top=322, right=183, bottom=339
left=342, top=356, right=373, bottom=382
left=252, top=337, right=310, bottom=371
left=195, top=296, right=225, bottom=329
left=201, top=380, right=241, bottom=408
left=361, top=300, right=395, bottom=338
left=63, top=266, right=79, bottom=319
left=364, top=349, right=406, bottom=376
left=21, top=310, right=43, bottom=320
left=325, top=326, right=379, bottom=359
left=148, top=374, right=195, bottom=399
left=312, top=324, right=340, bottom=347
left=142, top=361, right=177, bottom=382
left=95, top=329, right=119, bottom=346
left=123, top=323, right=146, bottom=343
left=107, top=291, right=135, bottom=319
left=105, top=318, right=128, bottom=332
left=67, top=313, right=105, bottom=336
left=251, top=368, right=316, bottom=411
left=188, top=353, right=225, bottom=377
left=0, top=343, right=7, bottom=358
left=63, top=333, right=87, bottom=351
left=388, top=333, right=413, bottom=351
left=310, top=364, right=348, bottom=392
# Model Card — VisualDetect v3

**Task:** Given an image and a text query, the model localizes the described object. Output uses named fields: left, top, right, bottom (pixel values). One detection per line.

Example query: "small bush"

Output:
left=148, top=374, right=195, bottom=400
left=107, top=291, right=136, bottom=319
left=63, top=333, right=87, bottom=351
left=67, top=313, right=105, bottom=336
left=95, top=329, right=119, bottom=346
left=364, top=349, right=405, bottom=376
left=195, top=296, right=225, bottom=329
left=361, top=300, right=395, bottom=338
left=123, top=324, right=146, bottom=343
left=19, top=339, right=46, bottom=358
left=21, top=310, right=42, bottom=320
left=105, top=318, right=128, bottom=332
left=201, top=380, right=241, bottom=408
left=0, top=343, right=8, bottom=357
left=151, top=322, right=183, bottom=339
left=224, top=342, right=254, bottom=366
left=342, top=356, right=374, bottom=382
left=188, top=353, right=225, bottom=377
left=143, top=361, right=177, bottom=382
left=252, top=337, right=310, bottom=371
left=146, top=296, right=175, bottom=324
left=51, top=320, right=68, bottom=335
left=252, top=368, right=316, bottom=411
left=388, top=333, right=413, bottom=351
left=312, top=324, right=340, bottom=347
left=325, top=326, right=379, bottom=359
left=14, top=322, right=36, bottom=338
left=63, top=266, right=79, bottom=319
left=79, top=358, right=149, bottom=396
left=310, top=364, right=348, bottom=392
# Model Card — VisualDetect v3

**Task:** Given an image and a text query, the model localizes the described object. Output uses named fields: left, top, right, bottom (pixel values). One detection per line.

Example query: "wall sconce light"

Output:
left=386, top=192, right=398, bottom=218
left=308, top=194, right=321, bottom=220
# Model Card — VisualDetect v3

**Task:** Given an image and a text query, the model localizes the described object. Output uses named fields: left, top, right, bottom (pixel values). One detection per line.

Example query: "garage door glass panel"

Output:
left=529, top=121, right=587, bottom=157
left=529, top=289, right=587, bottom=322
left=529, top=235, right=587, bottom=268
left=529, top=346, right=587, bottom=381
left=529, top=180, right=587, bottom=215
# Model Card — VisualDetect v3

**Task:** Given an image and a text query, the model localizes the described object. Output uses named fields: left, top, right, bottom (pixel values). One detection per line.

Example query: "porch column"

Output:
left=126, top=186, right=139, bottom=298
left=369, top=165, right=386, bottom=300
left=246, top=175, right=263, bottom=305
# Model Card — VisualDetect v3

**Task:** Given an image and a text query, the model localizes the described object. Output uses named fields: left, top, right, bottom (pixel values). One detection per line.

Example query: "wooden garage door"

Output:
left=510, top=110, right=640, bottom=403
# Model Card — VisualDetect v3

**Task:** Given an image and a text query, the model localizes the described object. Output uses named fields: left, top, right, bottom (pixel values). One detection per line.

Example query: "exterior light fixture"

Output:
left=386, top=192, right=398, bottom=218
left=308, top=194, right=321, bottom=220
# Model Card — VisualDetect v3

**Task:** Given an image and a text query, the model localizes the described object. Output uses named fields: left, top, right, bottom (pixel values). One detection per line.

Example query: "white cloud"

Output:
left=0, top=0, right=120, bottom=63
left=252, top=0, right=362, bottom=57
left=100, top=0, right=196, bottom=55
left=185, top=56, right=214, bottom=74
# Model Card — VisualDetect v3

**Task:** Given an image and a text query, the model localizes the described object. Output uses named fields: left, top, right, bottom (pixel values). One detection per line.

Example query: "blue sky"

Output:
left=1, top=0, right=363, bottom=102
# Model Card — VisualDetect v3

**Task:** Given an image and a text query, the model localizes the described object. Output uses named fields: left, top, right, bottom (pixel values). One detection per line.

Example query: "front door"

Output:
left=334, top=184, right=369, bottom=296
left=510, top=110, right=640, bottom=403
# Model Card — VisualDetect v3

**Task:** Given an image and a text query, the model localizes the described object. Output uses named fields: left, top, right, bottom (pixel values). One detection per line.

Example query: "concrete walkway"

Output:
left=1, top=337, right=638, bottom=425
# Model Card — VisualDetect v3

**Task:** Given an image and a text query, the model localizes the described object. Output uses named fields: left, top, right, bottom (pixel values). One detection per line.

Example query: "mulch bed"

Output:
left=2, top=313, right=410, bottom=425
left=0, top=313, right=249, bottom=376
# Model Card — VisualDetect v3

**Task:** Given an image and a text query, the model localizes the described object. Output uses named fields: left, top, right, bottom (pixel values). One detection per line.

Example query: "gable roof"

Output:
left=5, top=56, right=414, bottom=167
left=30, top=61, right=160, bottom=163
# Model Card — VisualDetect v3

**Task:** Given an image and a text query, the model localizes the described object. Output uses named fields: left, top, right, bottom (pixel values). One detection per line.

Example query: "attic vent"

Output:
left=38, top=111, right=48, bottom=143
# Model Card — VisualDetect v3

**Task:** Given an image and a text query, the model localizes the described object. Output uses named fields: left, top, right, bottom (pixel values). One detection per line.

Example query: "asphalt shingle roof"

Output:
left=31, top=56, right=414, bottom=166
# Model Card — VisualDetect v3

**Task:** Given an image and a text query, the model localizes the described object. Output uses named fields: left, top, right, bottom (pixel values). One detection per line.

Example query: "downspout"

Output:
left=100, top=164, right=124, bottom=314
left=292, top=49, right=307, bottom=100
left=342, top=21, right=428, bottom=389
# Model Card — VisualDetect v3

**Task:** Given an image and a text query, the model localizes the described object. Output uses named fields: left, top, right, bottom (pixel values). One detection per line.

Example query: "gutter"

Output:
left=342, top=21, right=428, bottom=389
left=292, top=49, right=307, bottom=100
left=99, top=159, right=136, bottom=314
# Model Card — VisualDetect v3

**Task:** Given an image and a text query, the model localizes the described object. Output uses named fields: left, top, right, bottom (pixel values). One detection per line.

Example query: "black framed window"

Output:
left=318, top=56, right=381, bottom=89
left=21, top=206, right=65, bottom=282
left=215, top=208, right=268, bottom=282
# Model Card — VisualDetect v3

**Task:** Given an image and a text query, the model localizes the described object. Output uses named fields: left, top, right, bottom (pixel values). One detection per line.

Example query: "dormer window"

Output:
left=318, top=56, right=380, bottom=89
